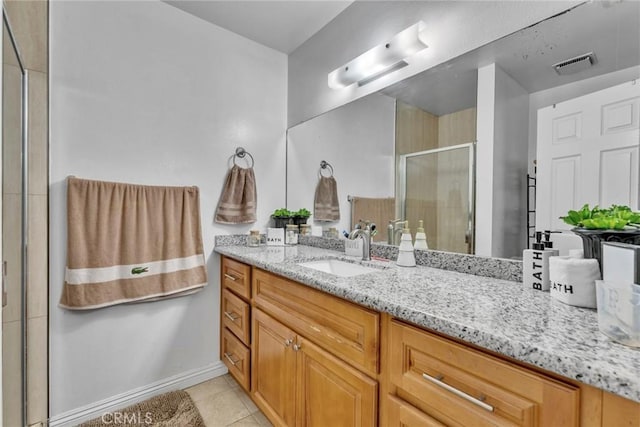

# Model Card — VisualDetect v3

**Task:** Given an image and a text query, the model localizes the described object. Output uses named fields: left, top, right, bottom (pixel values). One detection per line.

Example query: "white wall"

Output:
left=475, top=65, right=496, bottom=257
left=476, top=64, right=529, bottom=259
left=49, top=0, right=287, bottom=417
left=288, top=1, right=580, bottom=127
left=492, top=66, right=530, bottom=259
left=286, top=92, right=395, bottom=235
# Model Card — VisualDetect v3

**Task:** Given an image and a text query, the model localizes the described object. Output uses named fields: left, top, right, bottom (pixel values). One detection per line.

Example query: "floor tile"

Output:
left=227, top=414, right=261, bottom=426
left=251, top=410, right=273, bottom=427
left=186, top=376, right=233, bottom=403
left=188, top=374, right=272, bottom=427
left=197, top=389, right=250, bottom=426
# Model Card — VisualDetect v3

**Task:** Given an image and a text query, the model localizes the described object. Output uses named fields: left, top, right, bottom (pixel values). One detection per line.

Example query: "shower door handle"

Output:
left=2, top=261, right=7, bottom=307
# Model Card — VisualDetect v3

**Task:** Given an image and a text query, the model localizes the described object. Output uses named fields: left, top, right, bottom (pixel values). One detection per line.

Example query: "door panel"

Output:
left=537, top=81, right=640, bottom=233
left=600, top=146, right=638, bottom=207
left=252, top=309, right=297, bottom=426
left=297, top=337, right=377, bottom=427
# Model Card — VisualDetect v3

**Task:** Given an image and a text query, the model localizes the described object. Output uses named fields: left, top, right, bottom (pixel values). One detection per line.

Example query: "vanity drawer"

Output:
left=222, top=289, right=250, bottom=345
left=252, top=268, right=379, bottom=377
left=389, top=319, right=579, bottom=427
left=387, top=394, right=446, bottom=427
left=222, top=327, right=250, bottom=391
left=221, top=256, right=251, bottom=300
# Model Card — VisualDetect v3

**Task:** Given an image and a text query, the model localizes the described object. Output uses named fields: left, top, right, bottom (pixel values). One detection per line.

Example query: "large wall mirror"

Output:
left=286, top=1, right=640, bottom=259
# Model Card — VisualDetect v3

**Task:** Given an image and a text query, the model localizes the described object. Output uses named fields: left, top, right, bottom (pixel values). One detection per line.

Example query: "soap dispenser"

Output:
left=414, top=220, right=429, bottom=250
left=396, top=221, right=416, bottom=267
left=523, top=231, right=558, bottom=291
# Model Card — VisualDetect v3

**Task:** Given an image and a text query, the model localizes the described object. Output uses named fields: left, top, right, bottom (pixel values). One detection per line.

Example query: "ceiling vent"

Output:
left=553, top=52, right=597, bottom=75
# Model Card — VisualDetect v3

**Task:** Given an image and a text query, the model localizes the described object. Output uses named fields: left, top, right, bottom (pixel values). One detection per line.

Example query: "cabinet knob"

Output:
left=284, top=339, right=293, bottom=347
left=293, top=343, right=302, bottom=351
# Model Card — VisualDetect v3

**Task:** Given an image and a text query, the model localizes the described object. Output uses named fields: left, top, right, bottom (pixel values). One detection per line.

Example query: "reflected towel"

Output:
left=215, top=165, right=257, bottom=224
left=350, top=196, right=395, bottom=242
left=314, top=176, right=340, bottom=221
left=60, top=178, right=207, bottom=310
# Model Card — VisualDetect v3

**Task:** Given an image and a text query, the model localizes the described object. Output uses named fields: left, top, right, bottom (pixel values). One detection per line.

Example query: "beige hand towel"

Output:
left=215, top=165, right=257, bottom=224
left=314, top=176, right=340, bottom=221
left=60, top=178, right=207, bottom=310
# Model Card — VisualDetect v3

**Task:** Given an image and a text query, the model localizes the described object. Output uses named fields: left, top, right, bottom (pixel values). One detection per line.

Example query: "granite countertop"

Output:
left=214, top=243, right=640, bottom=403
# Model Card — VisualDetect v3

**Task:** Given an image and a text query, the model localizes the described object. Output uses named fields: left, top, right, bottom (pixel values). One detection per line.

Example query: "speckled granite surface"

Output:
left=214, top=243, right=640, bottom=403
left=218, top=234, right=522, bottom=282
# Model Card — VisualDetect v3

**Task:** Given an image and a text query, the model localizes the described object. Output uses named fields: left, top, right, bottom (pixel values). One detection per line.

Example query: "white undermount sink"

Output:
left=298, top=259, right=378, bottom=277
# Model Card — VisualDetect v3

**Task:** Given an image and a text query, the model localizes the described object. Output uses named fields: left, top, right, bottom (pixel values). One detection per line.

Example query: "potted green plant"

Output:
left=560, top=204, right=640, bottom=269
left=292, top=208, right=311, bottom=227
left=271, top=208, right=293, bottom=229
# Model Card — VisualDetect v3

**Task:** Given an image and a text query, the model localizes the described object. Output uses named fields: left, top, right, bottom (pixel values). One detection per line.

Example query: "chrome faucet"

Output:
left=388, top=219, right=405, bottom=245
left=349, top=222, right=375, bottom=261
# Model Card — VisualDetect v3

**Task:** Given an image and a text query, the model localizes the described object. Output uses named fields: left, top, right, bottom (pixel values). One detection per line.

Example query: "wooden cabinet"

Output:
left=222, top=288, right=251, bottom=345
left=222, top=327, right=251, bottom=390
left=253, top=268, right=379, bottom=377
left=253, top=308, right=378, bottom=427
left=219, top=255, right=640, bottom=427
left=252, top=308, right=297, bottom=426
left=387, top=319, right=579, bottom=426
left=222, top=256, right=251, bottom=299
left=220, top=256, right=252, bottom=391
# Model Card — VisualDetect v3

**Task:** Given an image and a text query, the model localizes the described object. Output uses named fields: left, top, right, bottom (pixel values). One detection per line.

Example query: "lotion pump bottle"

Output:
left=414, top=220, right=429, bottom=250
left=396, top=221, right=416, bottom=267
left=523, top=231, right=558, bottom=291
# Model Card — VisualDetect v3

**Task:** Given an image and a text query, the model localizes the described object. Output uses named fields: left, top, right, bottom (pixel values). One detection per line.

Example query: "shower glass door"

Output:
left=400, top=142, right=475, bottom=254
left=2, top=11, right=27, bottom=427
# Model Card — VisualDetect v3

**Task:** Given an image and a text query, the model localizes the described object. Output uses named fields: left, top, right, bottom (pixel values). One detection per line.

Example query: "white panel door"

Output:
left=536, top=80, right=640, bottom=233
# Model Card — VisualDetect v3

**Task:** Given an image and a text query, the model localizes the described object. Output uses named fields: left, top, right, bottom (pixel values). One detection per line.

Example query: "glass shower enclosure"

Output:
left=2, top=8, right=28, bottom=427
left=399, top=142, right=475, bottom=254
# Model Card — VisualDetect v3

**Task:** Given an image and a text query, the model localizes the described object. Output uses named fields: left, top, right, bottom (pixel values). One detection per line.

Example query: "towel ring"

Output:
left=233, top=147, right=254, bottom=168
left=319, top=160, right=334, bottom=177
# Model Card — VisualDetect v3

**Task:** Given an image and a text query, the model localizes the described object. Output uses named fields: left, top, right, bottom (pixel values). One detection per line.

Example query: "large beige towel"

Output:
left=60, top=178, right=207, bottom=310
left=215, top=165, right=257, bottom=224
left=314, top=176, right=340, bottom=221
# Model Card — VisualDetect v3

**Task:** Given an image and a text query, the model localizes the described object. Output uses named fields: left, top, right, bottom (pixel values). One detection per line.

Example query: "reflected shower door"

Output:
left=400, top=143, right=475, bottom=254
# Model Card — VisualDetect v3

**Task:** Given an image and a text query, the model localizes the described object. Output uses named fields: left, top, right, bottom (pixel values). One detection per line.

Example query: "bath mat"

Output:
left=79, top=390, right=205, bottom=427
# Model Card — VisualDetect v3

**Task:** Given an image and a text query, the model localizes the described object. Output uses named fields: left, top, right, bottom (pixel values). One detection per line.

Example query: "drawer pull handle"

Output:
left=224, top=273, right=238, bottom=281
left=224, top=311, right=239, bottom=321
left=422, top=373, right=494, bottom=412
left=224, top=352, right=239, bottom=366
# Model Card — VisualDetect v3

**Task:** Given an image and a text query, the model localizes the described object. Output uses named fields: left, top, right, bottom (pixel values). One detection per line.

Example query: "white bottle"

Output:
left=523, top=231, right=559, bottom=291
left=414, top=220, right=429, bottom=250
left=396, top=221, right=416, bottom=267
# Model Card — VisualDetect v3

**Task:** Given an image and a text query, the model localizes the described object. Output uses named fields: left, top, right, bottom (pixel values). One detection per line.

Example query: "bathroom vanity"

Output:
left=216, top=243, right=639, bottom=426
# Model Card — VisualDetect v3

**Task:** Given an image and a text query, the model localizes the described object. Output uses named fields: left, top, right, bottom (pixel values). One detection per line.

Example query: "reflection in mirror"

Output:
left=286, top=1, right=640, bottom=258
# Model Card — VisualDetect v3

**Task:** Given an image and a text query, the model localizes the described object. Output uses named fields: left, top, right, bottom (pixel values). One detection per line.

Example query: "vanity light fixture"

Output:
left=328, top=21, right=428, bottom=89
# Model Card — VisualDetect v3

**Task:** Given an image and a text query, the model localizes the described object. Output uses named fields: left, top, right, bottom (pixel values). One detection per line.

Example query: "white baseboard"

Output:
left=49, top=361, right=228, bottom=427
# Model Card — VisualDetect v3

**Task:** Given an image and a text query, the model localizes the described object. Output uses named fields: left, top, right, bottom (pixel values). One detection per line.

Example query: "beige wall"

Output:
left=3, top=0, right=49, bottom=425
left=397, top=103, right=476, bottom=253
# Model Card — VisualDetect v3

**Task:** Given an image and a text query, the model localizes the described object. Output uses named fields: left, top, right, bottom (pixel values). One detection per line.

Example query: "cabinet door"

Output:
left=252, top=309, right=297, bottom=427
left=296, top=336, right=377, bottom=427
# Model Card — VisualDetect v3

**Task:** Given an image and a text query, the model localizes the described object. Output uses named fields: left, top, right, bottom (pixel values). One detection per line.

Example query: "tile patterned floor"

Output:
left=185, top=374, right=272, bottom=427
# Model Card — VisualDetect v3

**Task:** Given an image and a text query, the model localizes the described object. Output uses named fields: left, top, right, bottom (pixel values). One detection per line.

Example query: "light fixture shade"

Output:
left=328, top=21, right=428, bottom=89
